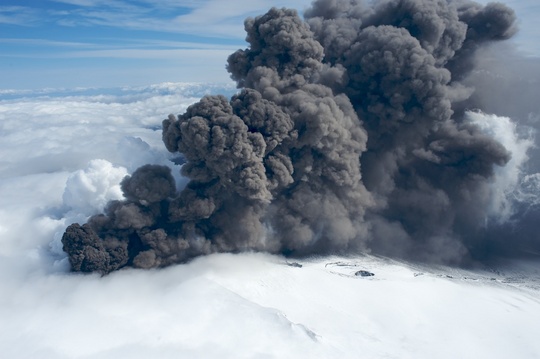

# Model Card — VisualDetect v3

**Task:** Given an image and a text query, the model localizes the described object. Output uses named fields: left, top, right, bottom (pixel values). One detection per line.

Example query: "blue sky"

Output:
left=0, top=0, right=538, bottom=90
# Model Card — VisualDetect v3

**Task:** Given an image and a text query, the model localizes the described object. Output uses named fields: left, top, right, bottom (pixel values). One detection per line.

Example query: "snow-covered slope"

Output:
left=2, top=252, right=540, bottom=358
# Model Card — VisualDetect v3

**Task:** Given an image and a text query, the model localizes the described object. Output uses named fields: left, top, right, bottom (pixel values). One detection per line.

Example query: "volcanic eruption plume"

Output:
left=62, top=0, right=538, bottom=274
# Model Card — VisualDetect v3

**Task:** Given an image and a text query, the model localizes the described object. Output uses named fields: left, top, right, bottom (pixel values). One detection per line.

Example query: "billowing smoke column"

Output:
left=62, top=0, right=533, bottom=274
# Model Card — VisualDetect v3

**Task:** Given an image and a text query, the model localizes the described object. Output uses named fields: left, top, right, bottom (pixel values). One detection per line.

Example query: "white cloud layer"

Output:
left=0, top=83, right=539, bottom=358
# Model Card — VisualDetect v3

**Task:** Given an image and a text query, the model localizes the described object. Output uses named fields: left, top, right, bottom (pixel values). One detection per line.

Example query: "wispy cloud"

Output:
left=0, top=6, right=41, bottom=26
left=65, top=48, right=235, bottom=60
left=0, top=37, right=238, bottom=59
left=16, top=0, right=312, bottom=38
left=0, top=38, right=99, bottom=48
left=51, top=0, right=140, bottom=10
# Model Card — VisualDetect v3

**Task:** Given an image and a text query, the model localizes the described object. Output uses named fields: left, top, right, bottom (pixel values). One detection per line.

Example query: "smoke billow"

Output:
left=62, top=0, right=539, bottom=274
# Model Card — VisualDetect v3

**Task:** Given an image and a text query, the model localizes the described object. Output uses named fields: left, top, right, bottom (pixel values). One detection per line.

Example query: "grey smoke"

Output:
left=62, top=0, right=537, bottom=274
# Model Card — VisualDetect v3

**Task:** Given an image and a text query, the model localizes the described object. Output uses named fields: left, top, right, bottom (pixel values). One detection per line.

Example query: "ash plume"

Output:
left=62, top=0, right=538, bottom=274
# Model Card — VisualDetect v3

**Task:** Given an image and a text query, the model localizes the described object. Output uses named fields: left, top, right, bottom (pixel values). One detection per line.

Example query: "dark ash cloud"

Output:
left=62, top=0, right=539, bottom=274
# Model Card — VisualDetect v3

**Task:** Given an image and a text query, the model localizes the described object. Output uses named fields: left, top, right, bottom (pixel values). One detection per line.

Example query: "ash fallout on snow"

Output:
left=62, top=0, right=538, bottom=274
